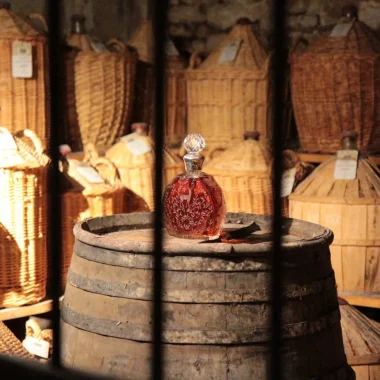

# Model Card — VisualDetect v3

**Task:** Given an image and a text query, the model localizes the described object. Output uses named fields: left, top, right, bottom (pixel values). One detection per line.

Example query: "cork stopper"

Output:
left=0, top=2, right=10, bottom=10
left=131, top=122, right=149, bottom=136
left=236, top=17, right=252, bottom=26
left=244, top=131, right=260, bottom=140
left=341, top=5, right=358, bottom=20
left=341, top=130, right=358, bottom=150
left=71, top=14, right=86, bottom=34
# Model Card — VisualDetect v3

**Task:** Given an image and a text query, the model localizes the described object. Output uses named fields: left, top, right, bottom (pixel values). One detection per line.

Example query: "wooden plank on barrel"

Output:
left=0, top=297, right=64, bottom=321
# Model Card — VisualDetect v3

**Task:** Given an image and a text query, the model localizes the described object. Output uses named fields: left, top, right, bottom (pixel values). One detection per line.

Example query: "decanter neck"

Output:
left=183, top=153, right=204, bottom=172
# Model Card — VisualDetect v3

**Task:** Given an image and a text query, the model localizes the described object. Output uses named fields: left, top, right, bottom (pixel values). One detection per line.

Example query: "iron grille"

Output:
left=0, top=0, right=287, bottom=378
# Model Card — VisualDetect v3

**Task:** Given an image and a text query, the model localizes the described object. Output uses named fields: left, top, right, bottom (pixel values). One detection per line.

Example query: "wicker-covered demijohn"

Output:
left=289, top=131, right=380, bottom=308
left=65, top=14, right=137, bottom=152
left=204, top=131, right=273, bottom=215
left=0, top=128, right=49, bottom=307
left=60, top=145, right=125, bottom=290
left=339, top=298, right=380, bottom=380
left=186, top=18, right=272, bottom=154
left=290, top=5, right=380, bottom=153
left=0, top=321, right=33, bottom=359
left=0, top=3, right=50, bottom=149
left=106, top=123, right=182, bottom=211
left=204, top=132, right=314, bottom=216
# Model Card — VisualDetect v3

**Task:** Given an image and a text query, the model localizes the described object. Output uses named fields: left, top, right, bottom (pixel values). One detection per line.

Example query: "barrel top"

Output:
left=74, top=212, right=333, bottom=257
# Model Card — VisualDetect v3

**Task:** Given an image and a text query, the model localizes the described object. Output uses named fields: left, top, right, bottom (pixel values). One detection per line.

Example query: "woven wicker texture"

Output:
left=0, top=321, right=33, bottom=359
left=66, top=21, right=137, bottom=152
left=106, top=130, right=182, bottom=211
left=204, top=138, right=313, bottom=216
left=60, top=149, right=125, bottom=290
left=0, top=128, right=49, bottom=307
left=186, top=18, right=272, bottom=152
left=289, top=155, right=380, bottom=304
left=291, top=15, right=380, bottom=154
left=0, top=6, right=50, bottom=150
left=204, top=136, right=273, bottom=215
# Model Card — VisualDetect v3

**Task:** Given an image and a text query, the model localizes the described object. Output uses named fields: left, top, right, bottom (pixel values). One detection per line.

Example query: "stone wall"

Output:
left=168, top=0, right=380, bottom=54
left=5, top=0, right=380, bottom=53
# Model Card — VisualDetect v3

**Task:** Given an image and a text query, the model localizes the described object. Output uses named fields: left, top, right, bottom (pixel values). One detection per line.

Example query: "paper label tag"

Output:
left=12, top=41, right=33, bottom=78
left=334, top=150, right=358, bottom=180
left=219, top=39, right=242, bottom=63
left=166, top=39, right=180, bottom=56
left=89, top=37, right=109, bottom=53
left=330, top=21, right=354, bottom=37
left=0, top=128, right=18, bottom=150
left=121, top=136, right=152, bottom=156
left=23, top=337, right=50, bottom=359
left=281, top=168, right=297, bottom=197
left=77, top=166, right=105, bottom=184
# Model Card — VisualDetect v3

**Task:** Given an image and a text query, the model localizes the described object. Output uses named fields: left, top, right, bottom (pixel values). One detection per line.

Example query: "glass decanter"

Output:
left=163, top=134, right=226, bottom=239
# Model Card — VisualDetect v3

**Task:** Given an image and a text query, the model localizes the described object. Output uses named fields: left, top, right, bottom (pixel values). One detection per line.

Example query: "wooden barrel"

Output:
left=61, top=212, right=354, bottom=380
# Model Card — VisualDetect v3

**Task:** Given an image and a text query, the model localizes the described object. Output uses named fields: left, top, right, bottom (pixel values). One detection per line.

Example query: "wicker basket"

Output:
left=290, top=6, right=380, bottom=154
left=0, top=321, right=33, bottom=359
left=0, top=128, right=49, bottom=307
left=105, top=123, right=182, bottom=211
left=186, top=18, right=272, bottom=153
left=0, top=5, right=50, bottom=150
left=60, top=148, right=125, bottom=290
left=204, top=133, right=313, bottom=216
left=65, top=15, right=137, bottom=152
left=289, top=135, right=380, bottom=308
left=204, top=132, right=273, bottom=215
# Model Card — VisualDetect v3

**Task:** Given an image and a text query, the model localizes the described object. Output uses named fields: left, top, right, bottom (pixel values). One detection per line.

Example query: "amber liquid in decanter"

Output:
left=164, top=134, right=226, bottom=239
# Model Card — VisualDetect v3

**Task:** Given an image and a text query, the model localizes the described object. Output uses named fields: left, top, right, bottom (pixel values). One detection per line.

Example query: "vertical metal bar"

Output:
left=270, top=1, right=288, bottom=380
left=151, top=0, right=169, bottom=379
left=46, top=0, right=63, bottom=368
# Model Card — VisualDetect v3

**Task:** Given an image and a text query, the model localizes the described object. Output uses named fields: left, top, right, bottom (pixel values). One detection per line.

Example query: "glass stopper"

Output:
left=184, top=134, right=205, bottom=154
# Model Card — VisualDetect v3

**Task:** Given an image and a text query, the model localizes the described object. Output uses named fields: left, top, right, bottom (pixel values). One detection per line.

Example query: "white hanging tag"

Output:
left=166, top=39, right=180, bottom=56
left=330, top=21, right=354, bottom=37
left=334, top=150, right=358, bottom=180
left=77, top=165, right=105, bottom=184
left=23, top=337, right=50, bottom=359
left=0, top=128, right=18, bottom=150
left=219, top=39, right=242, bottom=63
left=89, top=37, right=109, bottom=53
left=121, top=136, right=152, bottom=156
left=281, top=167, right=297, bottom=198
left=12, top=41, right=33, bottom=78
